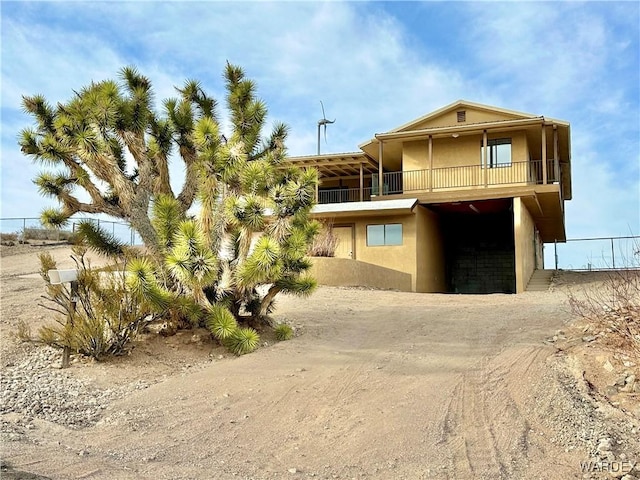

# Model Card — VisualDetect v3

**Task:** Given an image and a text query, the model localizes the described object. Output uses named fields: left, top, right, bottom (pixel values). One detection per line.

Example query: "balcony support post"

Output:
left=541, top=122, right=547, bottom=185
left=428, top=135, right=433, bottom=192
left=315, top=176, right=319, bottom=202
left=359, top=162, right=364, bottom=202
left=483, top=130, right=488, bottom=187
left=378, top=140, right=384, bottom=196
left=553, top=124, right=559, bottom=187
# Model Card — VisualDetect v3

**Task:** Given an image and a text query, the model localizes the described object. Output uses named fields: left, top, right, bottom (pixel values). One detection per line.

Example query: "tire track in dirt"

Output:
left=439, top=346, right=549, bottom=480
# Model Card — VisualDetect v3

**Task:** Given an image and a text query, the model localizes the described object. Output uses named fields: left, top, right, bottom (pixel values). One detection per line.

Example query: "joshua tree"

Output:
left=20, top=63, right=318, bottom=340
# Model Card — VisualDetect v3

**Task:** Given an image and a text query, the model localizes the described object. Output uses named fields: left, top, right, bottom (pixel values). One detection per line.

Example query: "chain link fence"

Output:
left=546, top=236, right=640, bottom=271
left=2, top=217, right=637, bottom=272
left=0, top=216, right=140, bottom=246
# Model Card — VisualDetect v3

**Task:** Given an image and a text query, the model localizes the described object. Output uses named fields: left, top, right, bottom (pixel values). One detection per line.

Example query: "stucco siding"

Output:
left=514, top=197, right=536, bottom=293
left=410, top=108, right=521, bottom=130
left=309, top=257, right=412, bottom=292
left=354, top=214, right=418, bottom=291
left=415, top=206, right=446, bottom=292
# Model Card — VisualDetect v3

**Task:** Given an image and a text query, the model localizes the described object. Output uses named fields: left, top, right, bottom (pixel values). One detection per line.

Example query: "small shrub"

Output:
left=14, top=320, right=33, bottom=342
left=274, top=323, right=294, bottom=341
left=37, top=248, right=158, bottom=360
left=19, top=227, right=77, bottom=243
left=308, top=220, right=338, bottom=257
left=0, top=232, right=18, bottom=242
left=224, top=327, right=260, bottom=355
left=566, top=239, right=640, bottom=357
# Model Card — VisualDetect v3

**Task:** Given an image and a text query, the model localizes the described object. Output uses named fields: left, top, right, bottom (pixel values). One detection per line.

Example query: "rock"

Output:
left=597, top=438, right=613, bottom=452
left=583, top=335, right=597, bottom=343
left=625, top=374, right=636, bottom=385
left=621, top=475, right=638, bottom=480
left=605, top=386, right=619, bottom=397
left=288, top=468, right=297, bottom=474
left=615, top=375, right=628, bottom=387
left=603, top=360, right=615, bottom=372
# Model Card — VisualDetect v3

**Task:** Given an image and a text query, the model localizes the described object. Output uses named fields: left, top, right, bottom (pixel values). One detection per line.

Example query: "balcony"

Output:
left=318, top=187, right=373, bottom=204
left=317, top=159, right=561, bottom=204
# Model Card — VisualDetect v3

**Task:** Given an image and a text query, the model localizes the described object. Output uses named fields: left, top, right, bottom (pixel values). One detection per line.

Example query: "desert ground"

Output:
left=1, top=245, right=639, bottom=480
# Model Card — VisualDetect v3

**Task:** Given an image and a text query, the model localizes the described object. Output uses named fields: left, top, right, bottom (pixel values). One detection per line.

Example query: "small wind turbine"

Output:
left=317, top=101, right=335, bottom=155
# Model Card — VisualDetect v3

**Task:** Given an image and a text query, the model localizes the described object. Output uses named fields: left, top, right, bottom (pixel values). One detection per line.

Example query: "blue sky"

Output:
left=1, top=1, right=639, bottom=268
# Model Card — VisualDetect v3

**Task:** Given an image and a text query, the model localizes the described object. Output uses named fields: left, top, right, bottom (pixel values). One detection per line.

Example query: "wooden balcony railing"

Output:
left=380, top=159, right=560, bottom=195
left=316, top=159, right=560, bottom=204
left=318, top=187, right=372, bottom=204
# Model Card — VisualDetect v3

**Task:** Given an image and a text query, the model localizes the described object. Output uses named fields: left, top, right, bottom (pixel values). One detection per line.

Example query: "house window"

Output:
left=481, top=138, right=512, bottom=167
left=457, top=110, right=466, bottom=122
left=366, top=224, right=403, bottom=246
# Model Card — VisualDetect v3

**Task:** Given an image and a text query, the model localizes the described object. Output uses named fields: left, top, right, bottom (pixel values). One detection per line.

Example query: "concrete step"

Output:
left=527, top=269, right=555, bottom=292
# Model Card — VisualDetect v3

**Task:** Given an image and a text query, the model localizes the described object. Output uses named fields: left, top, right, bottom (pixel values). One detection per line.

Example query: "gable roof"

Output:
left=389, top=100, right=553, bottom=133
left=358, top=100, right=570, bottom=153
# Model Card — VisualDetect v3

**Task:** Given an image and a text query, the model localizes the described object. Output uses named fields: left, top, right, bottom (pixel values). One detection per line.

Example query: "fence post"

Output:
left=611, top=237, right=615, bottom=269
left=554, top=240, right=558, bottom=270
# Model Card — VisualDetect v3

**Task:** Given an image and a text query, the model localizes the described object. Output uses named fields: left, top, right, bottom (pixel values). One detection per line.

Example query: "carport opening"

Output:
left=432, top=199, right=515, bottom=294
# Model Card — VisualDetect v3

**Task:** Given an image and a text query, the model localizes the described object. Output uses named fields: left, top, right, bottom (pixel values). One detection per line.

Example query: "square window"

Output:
left=385, top=224, right=403, bottom=245
left=366, top=225, right=385, bottom=246
left=366, top=224, right=402, bottom=246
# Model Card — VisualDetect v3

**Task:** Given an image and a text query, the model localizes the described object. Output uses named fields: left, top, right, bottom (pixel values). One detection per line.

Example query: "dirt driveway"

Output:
left=1, top=247, right=638, bottom=479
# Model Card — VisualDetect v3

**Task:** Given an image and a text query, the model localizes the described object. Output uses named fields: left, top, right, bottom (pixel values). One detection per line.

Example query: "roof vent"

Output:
left=457, top=110, right=466, bottom=123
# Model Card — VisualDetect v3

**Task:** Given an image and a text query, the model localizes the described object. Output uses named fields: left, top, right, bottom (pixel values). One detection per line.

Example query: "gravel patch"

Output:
left=0, top=345, right=149, bottom=429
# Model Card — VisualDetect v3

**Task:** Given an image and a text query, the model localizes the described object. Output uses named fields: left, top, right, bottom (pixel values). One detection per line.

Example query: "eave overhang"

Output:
left=311, top=198, right=419, bottom=219
left=285, top=152, right=379, bottom=178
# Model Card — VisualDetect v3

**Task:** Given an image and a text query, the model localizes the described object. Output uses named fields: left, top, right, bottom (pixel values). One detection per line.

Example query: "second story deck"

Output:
left=316, top=158, right=562, bottom=204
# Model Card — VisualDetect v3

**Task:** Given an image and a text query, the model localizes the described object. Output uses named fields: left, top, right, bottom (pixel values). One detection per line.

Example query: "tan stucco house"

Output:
left=285, top=101, right=571, bottom=294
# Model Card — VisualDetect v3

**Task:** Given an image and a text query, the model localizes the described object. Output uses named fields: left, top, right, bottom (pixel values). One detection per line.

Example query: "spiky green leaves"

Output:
left=224, top=327, right=260, bottom=355
left=40, top=208, right=70, bottom=230
left=21, top=94, right=55, bottom=132
left=34, top=172, right=75, bottom=197
left=274, top=324, right=294, bottom=341
left=151, top=195, right=182, bottom=251
left=206, top=304, right=261, bottom=355
left=126, top=257, right=171, bottom=311
left=238, top=236, right=282, bottom=287
left=206, top=305, right=238, bottom=340
left=275, top=276, right=317, bottom=297
left=226, top=195, right=265, bottom=232
left=75, top=220, right=125, bottom=258
left=166, top=220, right=218, bottom=299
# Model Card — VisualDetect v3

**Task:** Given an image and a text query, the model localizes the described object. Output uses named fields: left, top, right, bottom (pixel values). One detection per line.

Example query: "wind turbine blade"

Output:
left=324, top=123, right=327, bottom=143
left=320, top=100, right=326, bottom=120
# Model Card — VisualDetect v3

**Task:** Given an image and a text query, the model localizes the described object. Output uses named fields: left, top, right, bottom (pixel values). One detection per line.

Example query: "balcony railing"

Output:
left=318, top=187, right=372, bottom=204
left=379, top=159, right=560, bottom=195
left=317, top=159, right=561, bottom=204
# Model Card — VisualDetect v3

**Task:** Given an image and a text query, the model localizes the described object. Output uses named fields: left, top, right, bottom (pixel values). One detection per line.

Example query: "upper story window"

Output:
left=481, top=138, right=512, bottom=167
left=366, top=224, right=403, bottom=246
